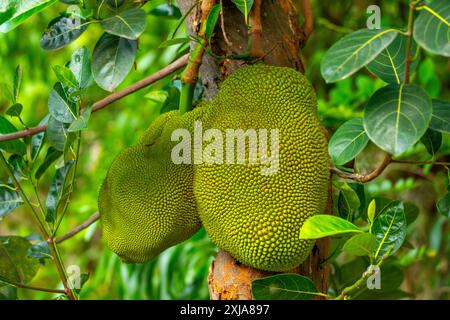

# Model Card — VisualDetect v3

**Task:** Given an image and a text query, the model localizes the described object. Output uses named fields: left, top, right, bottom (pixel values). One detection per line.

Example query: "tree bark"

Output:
left=177, top=0, right=330, bottom=300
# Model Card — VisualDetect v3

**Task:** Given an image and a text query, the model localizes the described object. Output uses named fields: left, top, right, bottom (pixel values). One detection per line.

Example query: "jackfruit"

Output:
left=194, top=65, right=329, bottom=272
left=99, top=108, right=204, bottom=263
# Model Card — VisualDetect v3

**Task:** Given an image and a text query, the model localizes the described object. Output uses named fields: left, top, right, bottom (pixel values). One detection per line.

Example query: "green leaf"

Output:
left=0, top=0, right=58, bottom=33
left=252, top=274, right=321, bottom=300
left=45, top=160, right=74, bottom=223
left=13, top=65, right=22, bottom=103
left=0, top=285, right=17, bottom=300
left=205, top=3, right=220, bottom=43
left=230, top=0, right=254, bottom=24
left=420, top=128, right=442, bottom=157
left=92, top=33, right=137, bottom=92
left=372, top=200, right=406, bottom=260
left=31, top=116, right=49, bottom=160
left=53, top=65, right=79, bottom=88
left=367, top=199, right=376, bottom=227
left=0, top=116, right=26, bottom=155
left=68, top=104, right=92, bottom=132
left=145, top=90, right=168, bottom=103
left=159, top=37, right=190, bottom=48
left=40, top=11, right=88, bottom=50
left=102, top=0, right=125, bottom=9
left=149, top=3, right=181, bottom=19
left=101, top=9, right=146, bottom=40
left=430, top=100, right=450, bottom=133
left=0, top=186, right=23, bottom=219
left=437, top=192, right=450, bottom=218
left=335, top=182, right=361, bottom=220
left=367, top=35, right=419, bottom=84
left=363, top=84, right=432, bottom=156
left=47, top=116, right=70, bottom=151
left=6, top=103, right=23, bottom=118
left=0, top=236, right=40, bottom=285
left=321, top=28, right=398, bottom=83
left=342, top=233, right=378, bottom=256
left=35, top=147, right=63, bottom=180
left=68, top=46, right=92, bottom=89
left=414, top=1, right=450, bottom=57
left=300, top=215, right=362, bottom=239
left=329, top=118, right=369, bottom=165
left=48, top=82, right=77, bottom=123
left=27, top=241, right=51, bottom=260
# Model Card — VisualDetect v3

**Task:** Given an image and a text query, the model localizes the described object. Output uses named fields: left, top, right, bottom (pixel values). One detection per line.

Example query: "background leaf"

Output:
left=329, top=118, right=369, bottom=165
left=230, top=0, right=254, bottom=24
left=437, top=192, right=450, bottom=218
left=45, top=160, right=74, bottom=223
left=300, top=215, right=362, bottom=239
left=47, top=116, right=70, bottom=151
left=48, top=82, right=77, bottom=123
left=252, top=274, right=320, bottom=300
left=40, top=11, right=88, bottom=50
left=342, top=233, right=378, bottom=256
left=367, top=36, right=419, bottom=84
left=101, top=9, right=146, bottom=40
left=53, top=65, right=78, bottom=88
left=68, top=104, right=92, bottom=132
left=92, top=33, right=137, bottom=91
left=420, top=128, right=442, bottom=157
left=205, top=4, right=220, bottom=42
left=430, top=100, right=450, bottom=133
left=321, top=28, right=398, bottom=83
left=0, top=116, right=26, bottom=156
left=0, top=186, right=23, bottom=219
left=413, top=1, right=450, bottom=57
left=68, top=46, right=92, bottom=89
left=0, top=236, right=40, bottom=285
left=34, top=147, right=63, bottom=180
left=363, top=84, right=432, bottom=156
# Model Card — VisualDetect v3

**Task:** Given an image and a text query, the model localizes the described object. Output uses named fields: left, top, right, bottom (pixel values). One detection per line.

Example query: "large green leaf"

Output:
left=101, top=9, right=146, bottom=40
left=321, top=28, right=398, bottom=83
left=205, top=4, right=220, bottom=42
left=252, top=274, right=321, bottom=300
left=47, top=116, right=70, bottom=151
left=34, top=146, right=63, bottom=179
left=329, top=118, right=369, bottom=165
left=420, top=128, right=442, bottom=157
left=363, top=84, right=432, bottom=156
left=300, top=215, right=362, bottom=239
left=342, top=233, right=378, bottom=256
left=48, top=82, right=77, bottom=123
left=53, top=65, right=79, bottom=88
left=430, top=100, right=450, bottom=133
left=367, top=35, right=419, bottom=84
left=45, top=160, right=74, bottom=223
left=414, top=1, right=450, bottom=57
left=0, top=116, right=26, bottom=156
left=92, top=33, right=137, bottom=91
left=372, top=200, right=406, bottom=260
left=68, top=46, right=92, bottom=89
left=0, top=0, right=57, bottom=33
left=40, top=11, right=88, bottom=50
left=0, top=236, right=40, bottom=285
left=0, top=186, right=23, bottom=219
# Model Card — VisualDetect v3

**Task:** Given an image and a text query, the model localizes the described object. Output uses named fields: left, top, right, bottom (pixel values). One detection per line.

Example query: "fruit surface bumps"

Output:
left=194, top=65, right=329, bottom=272
left=99, top=109, right=204, bottom=263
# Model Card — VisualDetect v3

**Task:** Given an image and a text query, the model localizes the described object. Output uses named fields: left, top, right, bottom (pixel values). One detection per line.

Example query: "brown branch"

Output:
left=0, top=54, right=189, bottom=143
left=7, top=282, right=66, bottom=294
left=300, top=0, right=314, bottom=40
left=392, top=159, right=450, bottom=166
left=249, top=0, right=264, bottom=58
left=219, top=0, right=232, bottom=47
left=404, top=1, right=416, bottom=84
left=331, top=153, right=392, bottom=183
left=55, top=212, right=100, bottom=244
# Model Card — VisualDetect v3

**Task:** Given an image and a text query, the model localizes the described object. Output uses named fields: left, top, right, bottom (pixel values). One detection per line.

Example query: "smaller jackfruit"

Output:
left=99, top=108, right=204, bottom=263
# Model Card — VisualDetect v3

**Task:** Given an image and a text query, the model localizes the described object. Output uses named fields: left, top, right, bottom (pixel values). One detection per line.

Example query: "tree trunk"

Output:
left=177, top=0, right=331, bottom=300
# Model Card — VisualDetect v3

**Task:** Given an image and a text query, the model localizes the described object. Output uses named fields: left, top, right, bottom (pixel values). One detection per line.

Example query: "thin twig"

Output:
left=219, top=0, right=232, bottom=47
left=0, top=54, right=189, bottom=143
left=392, top=159, right=450, bottom=166
left=55, top=212, right=100, bottom=244
left=249, top=0, right=264, bottom=58
left=300, top=0, right=314, bottom=40
left=404, top=1, right=416, bottom=84
left=331, top=154, right=392, bottom=183
left=2, top=281, right=66, bottom=294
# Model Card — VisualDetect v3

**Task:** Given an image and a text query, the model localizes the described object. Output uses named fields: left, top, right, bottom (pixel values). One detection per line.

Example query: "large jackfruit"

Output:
left=195, top=65, right=329, bottom=272
left=99, top=109, right=204, bottom=263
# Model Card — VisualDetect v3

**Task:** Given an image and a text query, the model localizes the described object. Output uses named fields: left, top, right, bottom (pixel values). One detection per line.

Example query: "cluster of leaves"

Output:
left=251, top=0, right=450, bottom=300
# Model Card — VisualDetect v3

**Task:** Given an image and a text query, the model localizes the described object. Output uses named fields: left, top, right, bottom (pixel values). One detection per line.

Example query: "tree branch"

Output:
left=0, top=54, right=189, bottom=143
left=392, top=159, right=450, bottom=166
left=55, top=212, right=100, bottom=244
left=404, top=1, right=416, bottom=84
left=249, top=0, right=264, bottom=58
left=331, top=153, right=392, bottom=182
left=300, top=0, right=314, bottom=40
left=2, top=280, right=66, bottom=294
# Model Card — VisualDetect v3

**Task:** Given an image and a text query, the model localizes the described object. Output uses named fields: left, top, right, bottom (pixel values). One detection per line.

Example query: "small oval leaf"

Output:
left=363, top=84, right=432, bottom=156
left=48, top=82, right=77, bottom=123
left=0, top=186, right=23, bottom=219
left=252, top=274, right=320, bottom=300
left=40, top=12, right=88, bottom=50
left=329, top=118, right=369, bottom=165
left=68, top=46, right=92, bottom=89
left=101, top=9, right=146, bottom=40
left=342, top=233, right=378, bottom=256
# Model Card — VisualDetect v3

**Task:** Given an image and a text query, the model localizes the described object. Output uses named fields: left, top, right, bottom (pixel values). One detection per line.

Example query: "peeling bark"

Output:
left=177, top=0, right=330, bottom=300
